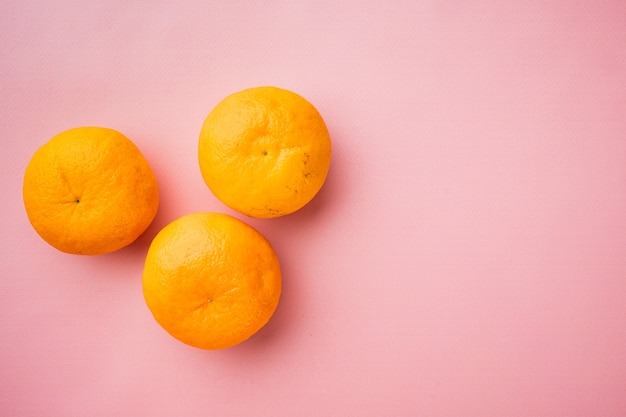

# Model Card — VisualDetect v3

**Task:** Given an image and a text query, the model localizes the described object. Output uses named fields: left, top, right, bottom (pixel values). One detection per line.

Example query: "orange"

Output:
left=142, top=212, right=282, bottom=350
left=198, top=86, right=332, bottom=218
left=23, top=127, right=159, bottom=255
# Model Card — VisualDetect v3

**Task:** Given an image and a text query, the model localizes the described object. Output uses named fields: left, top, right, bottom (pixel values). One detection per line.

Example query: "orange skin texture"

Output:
left=142, top=212, right=282, bottom=350
left=198, top=86, right=332, bottom=218
left=22, top=127, right=159, bottom=255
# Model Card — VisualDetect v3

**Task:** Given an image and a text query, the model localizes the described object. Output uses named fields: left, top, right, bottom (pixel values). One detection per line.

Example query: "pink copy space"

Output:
left=1, top=1, right=625, bottom=416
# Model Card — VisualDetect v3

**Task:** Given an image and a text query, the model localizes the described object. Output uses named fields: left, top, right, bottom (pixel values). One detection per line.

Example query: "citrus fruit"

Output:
left=23, top=127, right=159, bottom=255
left=142, top=212, right=282, bottom=350
left=198, top=86, right=332, bottom=218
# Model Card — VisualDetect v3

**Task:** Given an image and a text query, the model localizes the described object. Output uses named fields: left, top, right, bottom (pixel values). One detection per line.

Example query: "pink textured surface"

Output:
left=1, top=1, right=625, bottom=416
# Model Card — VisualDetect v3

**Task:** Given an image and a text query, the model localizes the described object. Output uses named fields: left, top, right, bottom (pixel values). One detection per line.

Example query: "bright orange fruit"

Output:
left=22, top=127, right=159, bottom=255
left=198, top=86, right=332, bottom=218
left=142, top=212, right=282, bottom=350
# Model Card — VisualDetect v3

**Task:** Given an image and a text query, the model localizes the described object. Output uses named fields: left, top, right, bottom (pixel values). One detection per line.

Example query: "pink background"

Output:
left=1, top=1, right=625, bottom=416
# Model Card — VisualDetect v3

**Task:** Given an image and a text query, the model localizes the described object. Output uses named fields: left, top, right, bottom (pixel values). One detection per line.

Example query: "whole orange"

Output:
left=22, top=127, right=159, bottom=255
left=142, top=212, right=282, bottom=350
left=198, top=86, right=332, bottom=218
